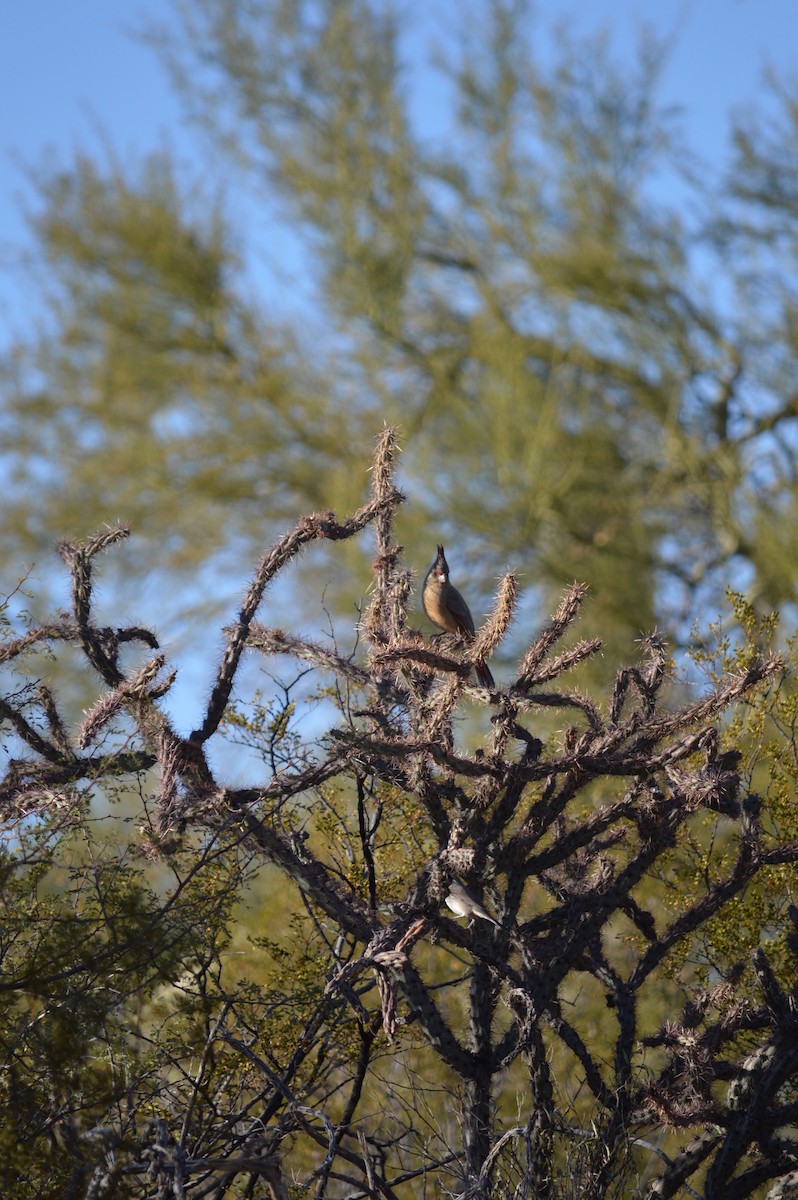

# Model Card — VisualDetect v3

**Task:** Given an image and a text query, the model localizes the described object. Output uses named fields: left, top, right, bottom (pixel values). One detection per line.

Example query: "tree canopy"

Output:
left=2, top=0, right=798, bottom=662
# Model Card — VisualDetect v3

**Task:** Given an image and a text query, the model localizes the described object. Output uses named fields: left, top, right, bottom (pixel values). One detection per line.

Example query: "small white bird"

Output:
left=445, top=879, right=501, bottom=927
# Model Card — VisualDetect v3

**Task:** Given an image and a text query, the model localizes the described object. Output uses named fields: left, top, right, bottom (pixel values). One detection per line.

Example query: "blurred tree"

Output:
left=2, top=0, right=798, bottom=664
left=0, top=151, right=372, bottom=578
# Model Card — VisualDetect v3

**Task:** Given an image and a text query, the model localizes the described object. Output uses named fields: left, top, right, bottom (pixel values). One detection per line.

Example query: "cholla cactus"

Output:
left=1, top=428, right=796, bottom=1200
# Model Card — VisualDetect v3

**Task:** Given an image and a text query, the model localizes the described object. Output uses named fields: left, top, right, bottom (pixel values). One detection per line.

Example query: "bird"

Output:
left=445, top=879, right=501, bottom=927
left=422, top=545, right=495, bottom=689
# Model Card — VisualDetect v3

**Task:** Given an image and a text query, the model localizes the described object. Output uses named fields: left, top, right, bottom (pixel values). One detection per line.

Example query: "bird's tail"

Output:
left=475, top=660, right=495, bottom=690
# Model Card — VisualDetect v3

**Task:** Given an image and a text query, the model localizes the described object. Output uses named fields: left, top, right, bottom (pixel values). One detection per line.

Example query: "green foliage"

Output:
left=3, top=0, right=798, bottom=669
left=667, top=595, right=798, bottom=991
left=2, top=148, right=373, bottom=583
left=0, top=795, right=255, bottom=1198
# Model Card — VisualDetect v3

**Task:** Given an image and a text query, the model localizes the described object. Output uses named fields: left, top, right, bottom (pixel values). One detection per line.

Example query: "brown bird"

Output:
left=422, top=544, right=495, bottom=689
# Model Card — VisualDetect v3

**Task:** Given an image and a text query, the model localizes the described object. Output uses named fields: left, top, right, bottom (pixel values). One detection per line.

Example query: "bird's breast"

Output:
left=423, top=581, right=460, bottom=633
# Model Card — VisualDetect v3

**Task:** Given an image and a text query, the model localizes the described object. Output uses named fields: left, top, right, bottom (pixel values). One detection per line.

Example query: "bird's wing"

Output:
left=442, top=584, right=476, bottom=637
left=467, top=898, right=500, bottom=926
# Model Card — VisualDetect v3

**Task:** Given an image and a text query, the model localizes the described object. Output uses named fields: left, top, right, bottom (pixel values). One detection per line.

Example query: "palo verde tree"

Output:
left=3, top=1, right=798, bottom=662
left=3, top=429, right=798, bottom=1199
